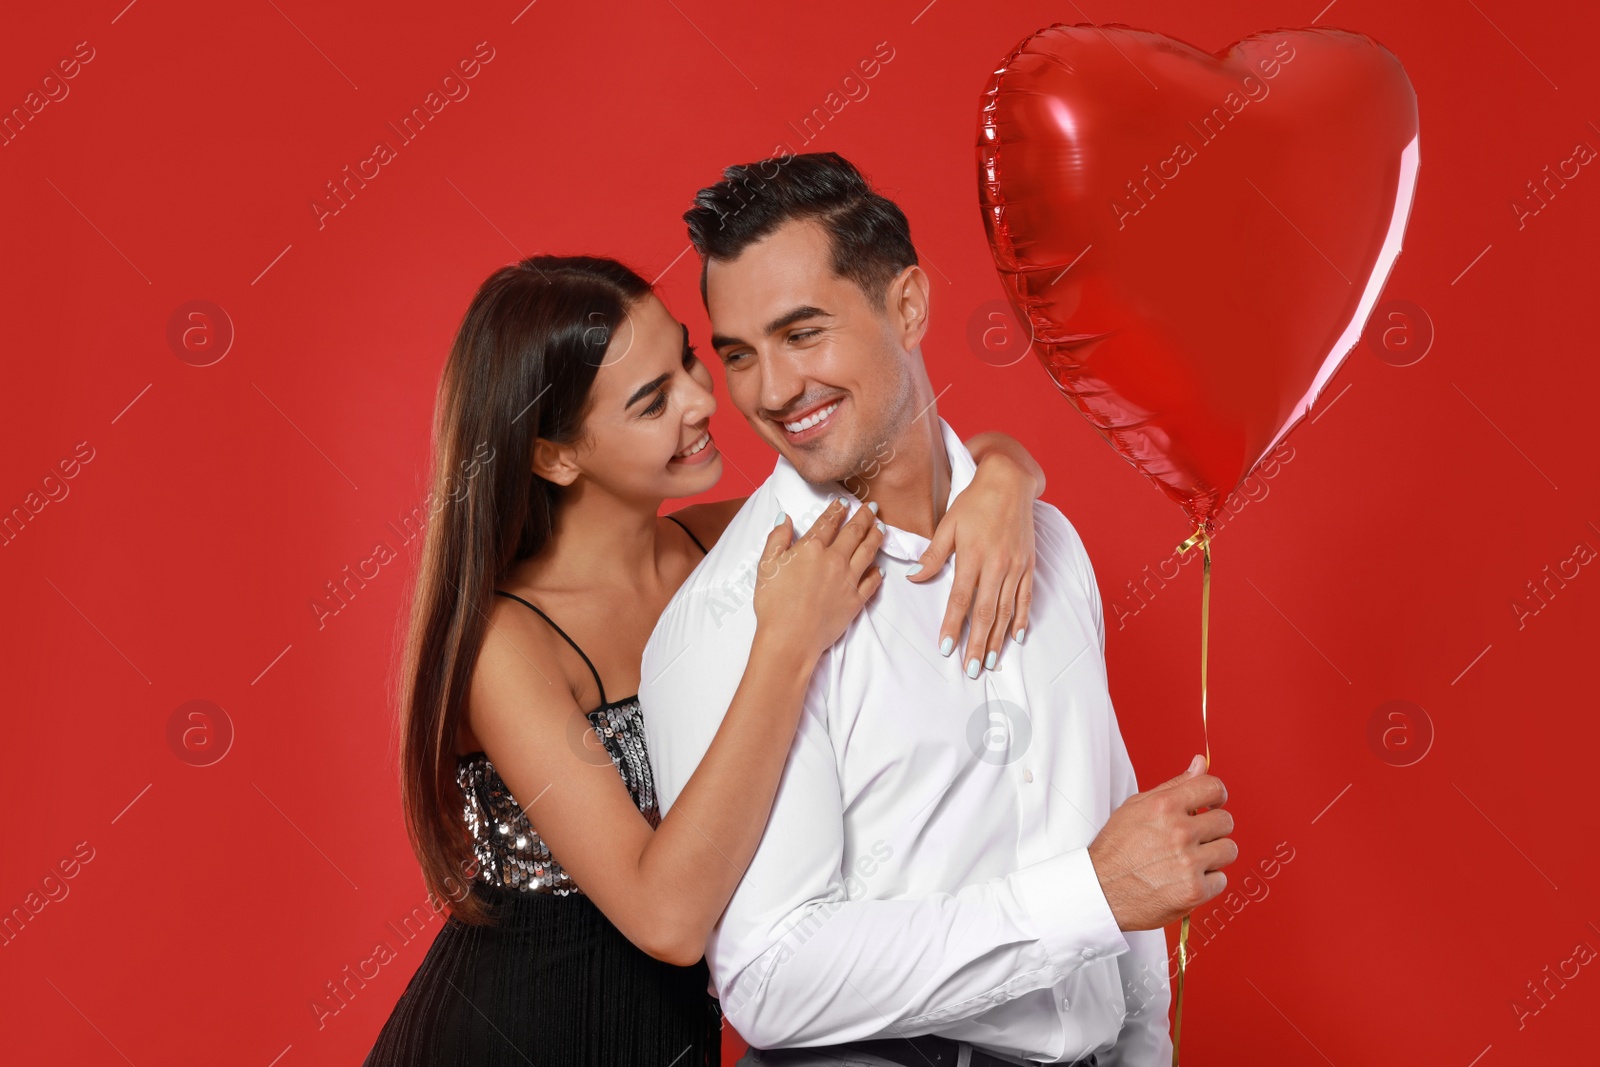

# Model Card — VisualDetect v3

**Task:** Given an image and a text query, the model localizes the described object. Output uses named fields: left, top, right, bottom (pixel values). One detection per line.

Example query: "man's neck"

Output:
left=842, top=408, right=950, bottom=539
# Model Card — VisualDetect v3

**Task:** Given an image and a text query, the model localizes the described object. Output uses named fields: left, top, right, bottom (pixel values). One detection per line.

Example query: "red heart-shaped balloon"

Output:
left=978, top=25, right=1419, bottom=534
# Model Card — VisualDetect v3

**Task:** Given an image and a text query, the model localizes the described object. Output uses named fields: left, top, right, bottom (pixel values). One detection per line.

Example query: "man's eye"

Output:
left=722, top=350, right=751, bottom=366
left=790, top=330, right=821, bottom=343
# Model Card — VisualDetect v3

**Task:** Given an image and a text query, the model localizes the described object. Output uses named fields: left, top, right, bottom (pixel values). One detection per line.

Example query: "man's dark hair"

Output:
left=683, top=152, right=918, bottom=308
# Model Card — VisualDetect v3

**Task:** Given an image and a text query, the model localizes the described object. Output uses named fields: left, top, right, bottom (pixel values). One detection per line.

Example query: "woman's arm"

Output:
left=679, top=432, right=1047, bottom=678
left=908, top=431, right=1046, bottom=677
left=965, top=431, right=1047, bottom=498
left=471, top=498, right=884, bottom=965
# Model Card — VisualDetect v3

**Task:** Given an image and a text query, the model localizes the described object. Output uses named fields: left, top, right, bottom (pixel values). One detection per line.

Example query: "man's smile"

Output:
left=774, top=396, right=845, bottom=445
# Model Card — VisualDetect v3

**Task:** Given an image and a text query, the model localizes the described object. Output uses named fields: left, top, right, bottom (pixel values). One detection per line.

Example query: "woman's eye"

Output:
left=642, top=391, right=668, bottom=417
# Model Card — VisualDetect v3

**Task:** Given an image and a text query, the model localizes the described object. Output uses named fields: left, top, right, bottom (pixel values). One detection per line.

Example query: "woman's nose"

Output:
left=682, top=376, right=717, bottom=423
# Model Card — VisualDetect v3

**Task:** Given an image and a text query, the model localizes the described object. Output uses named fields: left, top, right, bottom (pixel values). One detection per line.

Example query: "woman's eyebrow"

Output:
left=625, top=373, right=670, bottom=408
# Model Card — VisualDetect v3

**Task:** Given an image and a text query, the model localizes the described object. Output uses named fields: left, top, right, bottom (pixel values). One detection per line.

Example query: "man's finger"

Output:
left=1153, top=754, right=1208, bottom=791
left=1172, top=773, right=1227, bottom=813
left=1192, top=807, right=1234, bottom=844
left=1197, top=836, right=1239, bottom=874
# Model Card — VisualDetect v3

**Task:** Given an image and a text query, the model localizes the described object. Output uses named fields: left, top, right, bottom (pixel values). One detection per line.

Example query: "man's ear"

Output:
left=884, top=264, right=931, bottom=351
left=531, top=437, right=582, bottom=486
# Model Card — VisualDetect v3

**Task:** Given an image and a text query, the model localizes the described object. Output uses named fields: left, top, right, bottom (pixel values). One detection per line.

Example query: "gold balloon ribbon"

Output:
left=1169, top=524, right=1213, bottom=1066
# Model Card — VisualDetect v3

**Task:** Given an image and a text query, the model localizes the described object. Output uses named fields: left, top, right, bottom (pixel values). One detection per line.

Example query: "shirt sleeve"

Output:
left=1077, top=526, right=1174, bottom=1066
left=641, top=584, right=1132, bottom=1050
left=1099, top=720, right=1174, bottom=1065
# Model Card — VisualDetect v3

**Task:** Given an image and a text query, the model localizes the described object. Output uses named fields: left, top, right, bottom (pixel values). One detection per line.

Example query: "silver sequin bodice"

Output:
left=458, top=697, right=660, bottom=895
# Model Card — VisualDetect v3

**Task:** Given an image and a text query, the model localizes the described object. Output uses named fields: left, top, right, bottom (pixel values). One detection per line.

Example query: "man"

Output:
left=640, top=153, right=1236, bottom=1066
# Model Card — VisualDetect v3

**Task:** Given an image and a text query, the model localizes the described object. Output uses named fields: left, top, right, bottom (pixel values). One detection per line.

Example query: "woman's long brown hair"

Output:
left=400, top=255, right=651, bottom=924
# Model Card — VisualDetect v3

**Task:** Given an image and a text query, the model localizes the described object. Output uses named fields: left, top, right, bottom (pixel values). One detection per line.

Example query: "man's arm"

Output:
left=1080, top=526, right=1174, bottom=1066
left=642, top=585, right=1131, bottom=1050
left=1100, top=726, right=1174, bottom=1065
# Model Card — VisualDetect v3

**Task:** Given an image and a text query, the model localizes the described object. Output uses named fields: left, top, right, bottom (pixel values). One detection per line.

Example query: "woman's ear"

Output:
left=886, top=264, right=931, bottom=351
left=531, top=437, right=581, bottom=486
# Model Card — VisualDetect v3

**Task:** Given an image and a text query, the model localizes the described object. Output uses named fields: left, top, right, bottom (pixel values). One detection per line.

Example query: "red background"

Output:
left=3, top=1, right=1595, bottom=1064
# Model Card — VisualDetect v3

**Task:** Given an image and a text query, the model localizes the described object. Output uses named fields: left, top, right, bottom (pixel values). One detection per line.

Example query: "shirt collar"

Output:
left=767, top=416, right=976, bottom=564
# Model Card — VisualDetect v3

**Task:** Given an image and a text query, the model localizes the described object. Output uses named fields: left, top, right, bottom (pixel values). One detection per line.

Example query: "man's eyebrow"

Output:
left=625, top=373, right=670, bottom=409
left=764, top=305, right=830, bottom=336
left=710, top=305, right=831, bottom=352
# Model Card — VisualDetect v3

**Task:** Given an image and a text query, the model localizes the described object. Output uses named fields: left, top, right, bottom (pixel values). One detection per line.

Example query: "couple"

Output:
left=365, top=152, right=1235, bottom=1067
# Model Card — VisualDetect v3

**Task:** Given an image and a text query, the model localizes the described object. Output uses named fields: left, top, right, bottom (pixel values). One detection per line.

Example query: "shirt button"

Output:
left=1061, top=996, right=1071, bottom=1010
left=1080, top=948, right=1096, bottom=961
left=1023, top=768, right=1034, bottom=783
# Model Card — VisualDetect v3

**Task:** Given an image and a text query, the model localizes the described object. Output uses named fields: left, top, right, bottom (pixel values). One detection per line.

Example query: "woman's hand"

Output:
left=909, top=436, right=1043, bottom=677
left=753, top=495, right=886, bottom=663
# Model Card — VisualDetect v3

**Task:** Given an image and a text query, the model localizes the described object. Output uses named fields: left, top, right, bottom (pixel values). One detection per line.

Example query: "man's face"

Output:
left=705, top=218, right=918, bottom=485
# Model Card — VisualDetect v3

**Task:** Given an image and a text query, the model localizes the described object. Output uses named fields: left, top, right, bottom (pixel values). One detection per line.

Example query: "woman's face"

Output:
left=562, top=292, right=723, bottom=502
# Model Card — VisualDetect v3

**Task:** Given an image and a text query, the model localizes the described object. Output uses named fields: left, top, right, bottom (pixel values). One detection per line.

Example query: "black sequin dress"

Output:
left=364, top=550, right=723, bottom=1066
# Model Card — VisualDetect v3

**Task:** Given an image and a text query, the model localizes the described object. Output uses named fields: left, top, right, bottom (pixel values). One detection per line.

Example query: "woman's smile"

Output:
left=669, top=429, right=718, bottom=466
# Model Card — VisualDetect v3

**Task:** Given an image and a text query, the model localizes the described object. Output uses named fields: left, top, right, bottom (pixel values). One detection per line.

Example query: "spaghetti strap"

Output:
left=493, top=590, right=608, bottom=706
left=666, top=513, right=709, bottom=555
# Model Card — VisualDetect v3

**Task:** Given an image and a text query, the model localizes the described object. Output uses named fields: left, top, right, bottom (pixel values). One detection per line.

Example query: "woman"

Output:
left=364, top=255, right=1047, bottom=1065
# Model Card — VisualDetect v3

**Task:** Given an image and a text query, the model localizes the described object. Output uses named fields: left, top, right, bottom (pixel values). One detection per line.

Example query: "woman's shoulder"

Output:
left=474, top=589, right=584, bottom=713
left=664, top=496, right=747, bottom=551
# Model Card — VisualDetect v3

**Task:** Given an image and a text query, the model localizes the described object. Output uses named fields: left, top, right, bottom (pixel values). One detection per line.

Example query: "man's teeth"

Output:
left=675, top=432, right=710, bottom=458
left=783, top=401, right=840, bottom=434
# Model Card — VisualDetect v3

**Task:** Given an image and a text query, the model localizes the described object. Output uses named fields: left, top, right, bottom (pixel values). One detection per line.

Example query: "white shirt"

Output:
left=640, top=417, right=1172, bottom=1065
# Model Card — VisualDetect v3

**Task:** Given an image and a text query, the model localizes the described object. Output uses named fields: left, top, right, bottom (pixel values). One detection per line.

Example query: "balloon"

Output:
left=977, top=25, right=1419, bottom=534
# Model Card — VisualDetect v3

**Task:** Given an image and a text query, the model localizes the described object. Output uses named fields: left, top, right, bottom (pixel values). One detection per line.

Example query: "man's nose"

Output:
left=759, top=352, right=805, bottom=419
